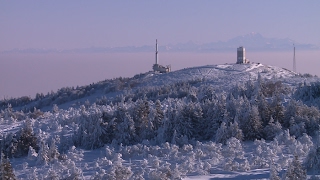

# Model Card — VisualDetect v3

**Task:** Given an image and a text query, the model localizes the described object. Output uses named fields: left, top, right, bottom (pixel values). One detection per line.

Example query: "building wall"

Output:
left=237, top=46, right=249, bottom=64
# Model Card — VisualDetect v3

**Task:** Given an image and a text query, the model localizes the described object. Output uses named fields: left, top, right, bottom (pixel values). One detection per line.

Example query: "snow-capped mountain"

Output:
left=1, top=62, right=320, bottom=179
left=2, top=33, right=318, bottom=54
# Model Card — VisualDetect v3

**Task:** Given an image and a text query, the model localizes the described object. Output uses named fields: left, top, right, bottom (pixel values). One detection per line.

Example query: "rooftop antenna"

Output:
left=155, top=39, right=158, bottom=65
left=293, top=44, right=296, bottom=72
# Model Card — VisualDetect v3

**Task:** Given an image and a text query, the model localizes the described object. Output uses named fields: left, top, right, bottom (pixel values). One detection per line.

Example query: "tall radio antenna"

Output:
left=155, top=39, right=158, bottom=64
left=293, top=44, right=296, bottom=72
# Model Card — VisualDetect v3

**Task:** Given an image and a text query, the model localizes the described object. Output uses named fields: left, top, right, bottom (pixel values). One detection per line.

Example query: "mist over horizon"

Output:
left=1, top=50, right=319, bottom=99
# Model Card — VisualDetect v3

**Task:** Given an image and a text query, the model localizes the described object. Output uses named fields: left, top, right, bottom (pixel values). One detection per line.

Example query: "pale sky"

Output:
left=1, top=1, right=320, bottom=99
left=1, top=1, right=320, bottom=51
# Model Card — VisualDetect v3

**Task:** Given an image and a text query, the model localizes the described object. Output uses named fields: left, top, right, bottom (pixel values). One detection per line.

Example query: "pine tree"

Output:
left=215, top=122, right=229, bottom=144
left=304, top=128, right=320, bottom=173
left=241, top=105, right=262, bottom=140
left=133, top=99, right=150, bottom=141
left=48, top=138, right=60, bottom=162
left=229, top=121, right=243, bottom=141
left=154, top=100, right=164, bottom=131
left=263, top=117, right=283, bottom=140
left=0, top=152, right=16, bottom=180
left=15, top=118, right=38, bottom=157
left=36, top=142, right=49, bottom=165
left=269, top=162, right=280, bottom=180
left=257, top=92, right=271, bottom=126
left=285, top=156, right=307, bottom=180
left=114, top=111, right=136, bottom=145
left=45, top=168, right=59, bottom=180
left=284, top=100, right=298, bottom=128
left=172, top=101, right=203, bottom=140
left=271, top=95, right=285, bottom=124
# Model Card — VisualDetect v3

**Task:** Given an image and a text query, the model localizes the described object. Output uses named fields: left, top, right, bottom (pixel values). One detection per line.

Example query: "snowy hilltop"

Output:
left=1, top=63, right=320, bottom=179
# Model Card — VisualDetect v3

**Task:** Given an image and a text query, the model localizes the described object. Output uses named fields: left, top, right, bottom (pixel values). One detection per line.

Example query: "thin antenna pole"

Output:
left=293, top=44, right=296, bottom=72
left=155, top=39, right=158, bottom=64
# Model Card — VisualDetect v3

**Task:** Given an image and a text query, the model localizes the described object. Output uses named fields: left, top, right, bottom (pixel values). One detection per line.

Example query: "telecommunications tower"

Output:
left=155, top=39, right=158, bottom=64
left=152, top=39, right=170, bottom=73
left=293, top=44, right=296, bottom=72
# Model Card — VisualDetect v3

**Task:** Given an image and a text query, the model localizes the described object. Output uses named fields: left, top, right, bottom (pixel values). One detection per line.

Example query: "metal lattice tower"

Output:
left=293, top=44, right=296, bottom=72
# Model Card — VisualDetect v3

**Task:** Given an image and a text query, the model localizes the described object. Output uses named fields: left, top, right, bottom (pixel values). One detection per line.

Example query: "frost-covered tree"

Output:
left=241, top=105, right=262, bottom=140
left=289, top=117, right=306, bottom=137
left=215, top=122, right=229, bottom=144
left=269, top=163, right=281, bottom=180
left=285, top=156, right=306, bottom=180
left=133, top=98, right=150, bottom=141
left=105, top=165, right=133, bottom=180
left=270, top=94, right=285, bottom=124
left=114, top=110, right=136, bottom=145
left=62, top=159, right=83, bottom=180
left=73, top=106, right=107, bottom=149
left=27, top=146, right=37, bottom=160
left=45, top=168, right=59, bottom=180
left=52, top=104, right=59, bottom=114
left=66, top=146, right=84, bottom=162
left=250, top=139, right=277, bottom=168
left=154, top=99, right=164, bottom=131
left=215, top=120, right=243, bottom=144
left=263, top=117, right=282, bottom=140
left=223, top=137, right=250, bottom=171
left=257, top=92, right=271, bottom=126
left=48, top=138, right=60, bottom=162
left=36, top=142, right=49, bottom=165
left=305, top=145, right=320, bottom=173
left=0, top=152, right=16, bottom=180
left=229, top=121, right=243, bottom=141
left=0, top=133, right=17, bottom=158
left=0, top=117, right=41, bottom=159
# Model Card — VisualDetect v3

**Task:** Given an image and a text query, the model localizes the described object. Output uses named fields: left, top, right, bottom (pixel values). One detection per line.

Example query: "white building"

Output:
left=153, top=39, right=171, bottom=73
left=236, top=46, right=250, bottom=64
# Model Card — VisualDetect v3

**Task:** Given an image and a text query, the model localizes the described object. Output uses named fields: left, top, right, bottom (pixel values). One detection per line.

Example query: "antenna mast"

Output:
left=155, top=39, right=158, bottom=64
left=293, top=44, right=296, bottom=72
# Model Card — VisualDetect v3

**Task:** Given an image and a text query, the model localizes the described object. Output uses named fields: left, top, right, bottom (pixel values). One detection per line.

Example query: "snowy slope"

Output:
left=1, top=62, right=320, bottom=179
left=3, top=62, right=319, bottom=112
left=137, top=63, right=297, bottom=88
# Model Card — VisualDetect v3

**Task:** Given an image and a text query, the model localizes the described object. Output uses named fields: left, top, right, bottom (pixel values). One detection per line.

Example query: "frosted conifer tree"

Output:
left=269, top=162, right=281, bottom=180
left=271, top=95, right=285, bottom=124
left=154, top=99, right=164, bottom=131
left=223, top=137, right=250, bottom=171
left=45, top=168, right=59, bottom=180
left=113, top=105, right=136, bottom=145
left=241, top=105, right=262, bottom=140
left=36, top=142, right=49, bottom=165
left=263, top=117, right=282, bottom=140
left=285, top=156, right=306, bottom=180
left=27, top=146, right=37, bottom=160
left=229, top=121, right=243, bottom=141
left=215, top=122, right=228, bottom=144
left=133, top=99, right=150, bottom=141
left=257, top=91, right=271, bottom=126
left=305, top=128, right=320, bottom=173
left=48, top=138, right=60, bottom=162
left=0, top=152, right=16, bottom=180
left=15, top=118, right=38, bottom=157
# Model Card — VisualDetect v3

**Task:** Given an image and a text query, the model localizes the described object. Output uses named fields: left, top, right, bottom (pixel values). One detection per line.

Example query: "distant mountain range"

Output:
left=2, top=33, right=318, bottom=54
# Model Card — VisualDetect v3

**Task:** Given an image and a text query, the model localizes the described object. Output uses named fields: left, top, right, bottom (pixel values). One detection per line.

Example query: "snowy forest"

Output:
left=1, top=63, right=320, bottom=179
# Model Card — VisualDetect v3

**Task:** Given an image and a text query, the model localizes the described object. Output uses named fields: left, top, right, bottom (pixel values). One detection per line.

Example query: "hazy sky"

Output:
left=1, top=1, right=320, bottom=99
left=1, top=1, right=320, bottom=51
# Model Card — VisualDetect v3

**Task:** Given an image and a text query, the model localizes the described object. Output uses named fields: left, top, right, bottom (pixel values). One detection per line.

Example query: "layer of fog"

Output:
left=0, top=50, right=319, bottom=99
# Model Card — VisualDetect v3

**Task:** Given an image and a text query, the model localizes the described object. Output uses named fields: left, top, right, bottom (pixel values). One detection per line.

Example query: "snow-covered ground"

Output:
left=1, top=62, right=320, bottom=179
